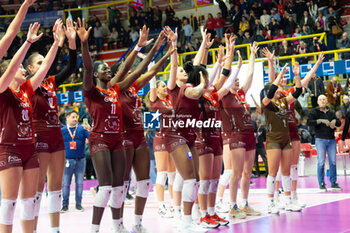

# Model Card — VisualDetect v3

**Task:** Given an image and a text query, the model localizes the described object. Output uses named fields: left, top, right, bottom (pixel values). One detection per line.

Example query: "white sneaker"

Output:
left=285, top=202, right=302, bottom=212
left=267, top=202, right=280, bottom=214
left=173, top=213, right=182, bottom=230
left=115, top=224, right=129, bottom=233
left=180, top=222, right=208, bottom=233
left=215, top=201, right=230, bottom=213
left=275, top=200, right=285, bottom=210
left=158, top=206, right=174, bottom=218
left=192, top=205, right=201, bottom=224
left=293, top=199, right=306, bottom=208
left=131, top=224, right=150, bottom=233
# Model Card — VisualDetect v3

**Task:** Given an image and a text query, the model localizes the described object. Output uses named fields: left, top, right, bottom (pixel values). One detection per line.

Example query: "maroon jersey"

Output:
left=150, top=95, right=174, bottom=133
left=31, top=76, right=60, bottom=132
left=220, top=89, right=254, bottom=134
left=0, top=80, right=35, bottom=145
left=119, top=82, right=143, bottom=133
left=171, top=84, right=202, bottom=135
left=200, top=88, right=220, bottom=134
left=83, top=84, right=123, bottom=134
left=167, top=86, right=180, bottom=105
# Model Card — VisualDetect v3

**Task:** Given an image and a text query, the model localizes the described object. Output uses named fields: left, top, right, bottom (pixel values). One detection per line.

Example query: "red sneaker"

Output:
left=199, top=214, right=220, bottom=229
left=211, top=213, right=229, bottom=226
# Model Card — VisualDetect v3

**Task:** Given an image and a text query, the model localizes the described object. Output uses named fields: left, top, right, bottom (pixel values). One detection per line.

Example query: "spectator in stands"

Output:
left=284, top=15, right=297, bottom=36
left=295, top=0, right=308, bottom=22
left=297, top=87, right=310, bottom=117
left=215, top=13, right=225, bottom=40
left=269, top=17, right=280, bottom=37
left=343, top=78, right=350, bottom=96
left=260, top=9, right=270, bottom=27
left=308, top=74, right=326, bottom=108
left=314, top=21, right=325, bottom=33
left=145, top=7, right=154, bottom=29
left=109, top=17, right=122, bottom=33
left=108, top=27, right=118, bottom=50
left=301, top=25, right=311, bottom=44
left=308, top=0, right=318, bottom=20
left=129, top=11, right=138, bottom=28
left=273, top=29, right=287, bottom=40
left=276, top=0, right=285, bottom=17
left=108, top=6, right=121, bottom=27
left=299, top=10, right=314, bottom=29
left=242, top=31, right=253, bottom=44
left=263, top=0, right=273, bottom=12
left=165, top=5, right=175, bottom=26
left=269, top=8, right=281, bottom=22
left=312, top=37, right=327, bottom=53
left=335, top=110, right=345, bottom=141
left=296, top=41, right=308, bottom=64
left=340, top=95, right=350, bottom=115
left=264, top=25, right=273, bottom=40
left=327, top=76, right=343, bottom=111
left=215, top=0, right=228, bottom=20
left=341, top=32, right=350, bottom=60
left=176, top=41, right=184, bottom=53
left=316, top=11, right=326, bottom=30
left=229, top=4, right=241, bottom=33
left=326, top=7, right=338, bottom=25
left=292, top=27, right=301, bottom=47
left=279, top=40, right=293, bottom=65
left=154, top=6, right=162, bottom=30
left=61, top=111, right=90, bottom=212
left=239, top=16, right=249, bottom=33
left=94, top=21, right=105, bottom=52
left=194, top=38, right=201, bottom=50
left=129, top=27, right=139, bottom=43
left=118, top=27, right=128, bottom=48
left=254, top=119, right=268, bottom=177
left=252, top=19, right=264, bottom=37
left=205, top=13, right=217, bottom=37
left=307, top=95, right=342, bottom=191
left=254, top=29, right=266, bottom=42
left=185, top=42, right=195, bottom=62
left=330, top=0, right=342, bottom=22
left=183, top=18, right=193, bottom=44
left=298, top=117, right=312, bottom=143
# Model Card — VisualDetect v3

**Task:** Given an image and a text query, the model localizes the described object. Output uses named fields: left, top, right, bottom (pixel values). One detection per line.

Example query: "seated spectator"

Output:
left=253, top=29, right=266, bottom=42
left=340, top=32, right=350, bottom=60
left=308, top=0, right=318, bottom=20
left=292, top=27, right=302, bottom=47
left=279, top=40, right=293, bottom=65
left=276, top=0, right=285, bottom=17
left=312, top=37, right=327, bottom=53
left=108, top=27, right=118, bottom=50
left=299, top=10, right=314, bottom=29
left=183, top=18, right=193, bottom=44
left=129, top=27, right=139, bottom=43
left=185, top=42, right=195, bottom=62
left=269, top=8, right=281, bottom=22
left=273, top=29, right=287, bottom=40
left=260, top=9, right=270, bottom=27
left=326, top=76, right=343, bottom=111
left=215, top=0, right=228, bottom=20
left=314, top=21, right=325, bottom=33
left=194, top=38, right=201, bottom=50
left=94, top=21, right=105, bottom=52
left=340, top=95, right=350, bottom=115
left=264, top=25, right=273, bottom=40
left=109, top=17, right=122, bottom=33
left=118, top=27, right=128, bottom=48
left=284, top=15, right=297, bottom=36
left=239, top=16, right=249, bottom=33
left=315, top=11, right=326, bottom=30
left=129, top=11, right=138, bottom=28
left=205, top=13, right=217, bottom=38
left=252, top=19, right=264, bottom=37
left=326, top=7, right=338, bottom=25
left=215, top=13, right=224, bottom=40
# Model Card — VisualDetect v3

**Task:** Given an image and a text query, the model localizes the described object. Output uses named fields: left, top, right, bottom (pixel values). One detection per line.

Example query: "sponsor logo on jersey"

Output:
left=8, top=155, right=21, bottom=164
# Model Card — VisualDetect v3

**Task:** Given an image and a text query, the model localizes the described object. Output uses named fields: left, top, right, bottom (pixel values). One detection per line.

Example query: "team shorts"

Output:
left=195, top=133, right=223, bottom=156
left=154, top=131, right=196, bottom=153
left=266, top=134, right=292, bottom=150
left=89, top=132, right=124, bottom=155
left=122, top=130, right=148, bottom=150
left=0, top=144, right=39, bottom=171
left=35, top=129, right=65, bottom=153
left=289, top=123, right=300, bottom=142
left=223, top=132, right=256, bottom=151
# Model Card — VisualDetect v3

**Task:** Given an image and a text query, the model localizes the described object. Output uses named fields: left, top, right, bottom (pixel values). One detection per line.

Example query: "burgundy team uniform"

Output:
left=119, top=82, right=147, bottom=149
left=0, top=80, right=39, bottom=171
left=83, top=83, right=124, bottom=155
left=150, top=95, right=175, bottom=152
left=32, top=76, right=65, bottom=153
left=281, top=87, right=300, bottom=142
left=195, top=89, right=223, bottom=156
left=220, top=89, right=255, bottom=151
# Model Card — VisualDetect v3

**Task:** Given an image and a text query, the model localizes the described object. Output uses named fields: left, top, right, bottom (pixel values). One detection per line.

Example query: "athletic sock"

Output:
left=51, top=227, right=60, bottom=233
left=200, top=210, right=207, bottom=218
left=242, top=199, right=248, bottom=206
left=91, top=224, right=100, bottom=233
left=183, top=214, right=192, bottom=224
left=112, top=219, right=122, bottom=231
left=291, top=191, right=297, bottom=200
left=134, top=214, right=142, bottom=226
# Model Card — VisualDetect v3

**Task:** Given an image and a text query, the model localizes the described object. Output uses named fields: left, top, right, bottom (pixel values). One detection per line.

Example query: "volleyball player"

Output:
left=0, top=22, right=59, bottom=233
left=261, top=64, right=303, bottom=214
left=263, top=48, right=325, bottom=208
left=25, top=19, right=77, bottom=233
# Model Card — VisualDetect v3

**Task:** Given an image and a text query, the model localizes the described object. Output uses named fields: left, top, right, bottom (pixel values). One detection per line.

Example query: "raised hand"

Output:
left=137, top=52, right=146, bottom=59
left=205, top=33, right=214, bottom=49
left=24, top=0, right=37, bottom=7
left=155, top=30, right=166, bottom=50
left=250, top=41, right=259, bottom=55
left=164, top=26, right=177, bottom=44
left=26, top=22, right=43, bottom=43
left=55, top=19, right=65, bottom=44
left=74, top=17, right=92, bottom=43
left=262, top=47, right=274, bottom=61
left=64, top=18, right=76, bottom=41
left=280, top=63, right=289, bottom=76
left=237, top=50, right=243, bottom=67
left=217, top=45, right=225, bottom=64
left=316, top=52, right=325, bottom=64
left=293, top=62, right=300, bottom=77
left=165, top=44, right=177, bottom=57
left=138, top=25, right=153, bottom=47
left=200, top=26, right=207, bottom=40
left=53, top=22, right=62, bottom=43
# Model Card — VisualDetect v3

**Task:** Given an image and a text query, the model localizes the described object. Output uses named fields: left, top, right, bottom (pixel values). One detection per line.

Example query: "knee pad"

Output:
left=290, top=164, right=298, bottom=181
left=0, top=199, right=16, bottom=225
left=276, top=168, right=282, bottom=182
left=208, top=179, right=219, bottom=194
left=110, top=186, right=124, bottom=209
left=167, top=172, right=176, bottom=186
left=282, top=176, right=291, bottom=192
left=219, top=170, right=232, bottom=186
left=34, top=192, right=43, bottom=217
left=182, top=179, right=198, bottom=202
left=94, top=186, right=112, bottom=208
left=136, top=179, right=150, bottom=198
left=20, top=197, right=36, bottom=220
left=47, top=190, right=62, bottom=214
left=173, top=173, right=184, bottom=192
left=156, top=171, right=167, bottom=186
left=266, top=175, right=276, bottom=195
left=198, top=180, right=210, bottom=195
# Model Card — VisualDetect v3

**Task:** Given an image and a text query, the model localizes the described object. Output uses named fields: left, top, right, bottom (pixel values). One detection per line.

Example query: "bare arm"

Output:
left=0, top=0, right=36, bottom=60
left=164, top=27, right=178, bottom=90
left=262, top=63, right=288, bottom=106
left=241, top=42, right=259, bottom=93
left=207, top=45, right=225, bottom=89
left=301, top=52, right=325, bottom=87
left=262, top=47, right=275, bottom=82
left=193, top=27, right=212, bottom=66
left=0, top=23, right=42, bottom=93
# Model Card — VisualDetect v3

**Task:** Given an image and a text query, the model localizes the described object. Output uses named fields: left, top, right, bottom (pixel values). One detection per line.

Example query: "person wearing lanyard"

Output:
left=61, top=110, right=90, bottom=212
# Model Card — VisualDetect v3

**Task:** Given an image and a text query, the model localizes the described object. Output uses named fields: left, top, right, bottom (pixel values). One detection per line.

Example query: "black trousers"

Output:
left=254, top=145, right=268, bottom=176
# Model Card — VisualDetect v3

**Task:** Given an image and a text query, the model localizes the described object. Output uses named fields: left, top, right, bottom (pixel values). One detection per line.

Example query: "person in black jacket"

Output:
left=254, top=119, right=268, bottom=177
left=307, top=74, right=325, bottom=108
left=307, top=95, right=342, bottom=191
left=215, top=0, right=228, bottom=20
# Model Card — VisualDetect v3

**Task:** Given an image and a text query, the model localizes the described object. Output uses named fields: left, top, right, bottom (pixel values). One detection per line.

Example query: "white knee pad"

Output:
left=266, top=175, right=276, bottom=195
left=282, top=176, right=291, bottom=192
left=156, top=171, right=167, bottom=186
left=34, top=192, right=43, bottom=217
left=173, top=173, right=184, bottom=192
left=167, top=172, right=176, bottom=186
left=0, top=199, right=16, bottom=225
left=276, top=168, right=282, bottom=182
left=182, top=179, right=198, bottom=202
left=198, top=180, right=210, bottom=195
left=47, top=190, right=62, bottom=214
left=290, top=164, right=298, bottom=181
left=136, top=179, right=150, bottom=198
left=20, top=197, right=36, bottom=220
left=110, top=186, right=124, bottom=209
left=208, top=179, right=219, bottom=194
left=94, top=186, right=112, bottom=208
left=219, top=170, right=232, bottom=186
